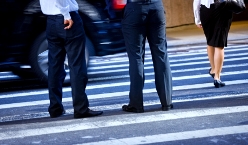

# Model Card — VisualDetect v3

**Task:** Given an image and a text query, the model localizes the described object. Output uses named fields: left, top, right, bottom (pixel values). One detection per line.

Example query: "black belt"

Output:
left=128, top=0, right=159, bottom=3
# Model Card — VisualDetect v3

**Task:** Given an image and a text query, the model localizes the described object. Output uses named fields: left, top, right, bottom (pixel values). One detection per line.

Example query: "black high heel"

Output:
left=214, top=80, right=225, bottom=88
left=209, top=68, right=215, bottom=78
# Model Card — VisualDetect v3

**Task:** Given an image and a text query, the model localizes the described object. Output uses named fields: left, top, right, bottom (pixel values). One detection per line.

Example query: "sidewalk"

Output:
left=166, top=20, right=248, bottom=47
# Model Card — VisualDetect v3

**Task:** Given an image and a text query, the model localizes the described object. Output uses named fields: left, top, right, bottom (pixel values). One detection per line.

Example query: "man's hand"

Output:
left=64, top=19, right=73, bottom=29
left=196, top=24, right=202, bottom=28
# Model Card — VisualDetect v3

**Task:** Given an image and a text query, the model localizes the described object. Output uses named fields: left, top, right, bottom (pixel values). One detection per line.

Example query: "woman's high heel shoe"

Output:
left=209, top=68, right=215, bottom=78
left=214, top=80, right=225, bottom=88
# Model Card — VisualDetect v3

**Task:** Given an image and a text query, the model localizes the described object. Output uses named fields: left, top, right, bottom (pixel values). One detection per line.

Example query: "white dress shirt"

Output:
left=39, top=0, right=79, bottom=20
left=193, top=0, right=215, bottom=25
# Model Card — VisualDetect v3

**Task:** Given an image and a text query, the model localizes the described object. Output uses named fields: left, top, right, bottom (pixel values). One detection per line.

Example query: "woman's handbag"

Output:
left=215, top=0, right=246, bottom=14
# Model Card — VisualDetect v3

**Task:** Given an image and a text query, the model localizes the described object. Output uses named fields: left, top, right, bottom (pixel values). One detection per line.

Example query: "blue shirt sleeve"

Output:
left=55, top=0, right=71, bottom=20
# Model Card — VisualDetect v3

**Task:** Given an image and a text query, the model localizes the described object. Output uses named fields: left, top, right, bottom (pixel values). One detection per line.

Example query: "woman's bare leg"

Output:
left=207, top=45, right=215, bottom=74
left=214, top=47, right=224, bottom=80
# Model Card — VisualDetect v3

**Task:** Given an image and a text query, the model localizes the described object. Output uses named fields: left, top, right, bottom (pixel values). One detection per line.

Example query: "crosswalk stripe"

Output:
left=1, top=93, right=247, bottom=123
left=88, top=57, right=248, bottom=74
left=89, top=45, right=248, bottom=65
left=88, top=56, right=248, bottom=70
left=0, top=105, right=247, bottom=140
left=0, top=79, right=247, bottom=109
left=0, top=60, right=247, bottom=87
left=79, top=125, right=248, bottom=145
left=0, top=68, right=248, bottom=99
left=90, top=69, right=248, bottom=82
left=170, top=52, right=248, bottom=63
left=0, top=46, right=247, bottom=78
left=88, top=63, right=248, bottom=80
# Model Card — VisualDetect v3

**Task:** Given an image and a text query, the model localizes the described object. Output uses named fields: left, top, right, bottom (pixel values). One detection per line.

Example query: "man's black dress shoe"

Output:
left=209, top=68, right=215, bottom=78
left=214, top=80, right=225, bottom=88
left=74, top=109, right=103, bottom=119
left=162, top=104, right=173, bottom=111
left=122, top=105, right=144, bottom=113
left=50, top=110, right=66, bottom=118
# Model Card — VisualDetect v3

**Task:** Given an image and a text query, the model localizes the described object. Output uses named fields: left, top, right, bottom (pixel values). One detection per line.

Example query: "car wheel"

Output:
left=28, top=32, right=93, bottom=83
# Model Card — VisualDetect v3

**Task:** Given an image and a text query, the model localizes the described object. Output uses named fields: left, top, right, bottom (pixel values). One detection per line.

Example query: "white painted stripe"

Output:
left=89, top=65, right=248, bottom=81
left=79, top=125, right=248, bottom=145
left=88, top=56, right=248, bottom=70
left=89, top=52, right=248, bottom=70
left=1, top=93, right=247, bottom=123
left=88, top=56, right=248, bottom=74
left=90, top=69, right=248, bottom=85
left=0, top=105, right=247, bottom=140
left=1, top=62, right=247, bottom=100
left=1, top=67, right=248, bottom=99
left=89, top=45, right=248, bottom=65
left=0, top=79, right=247, bottom=109
left=84, top=77, right=231, bottom=95
left=0, top=45, right=247, bottom=79
left=169, top=52, right=248, bottom=63
left=91, top=69, right=248, bottom=83
left=0, top=46, right=247, bottom=78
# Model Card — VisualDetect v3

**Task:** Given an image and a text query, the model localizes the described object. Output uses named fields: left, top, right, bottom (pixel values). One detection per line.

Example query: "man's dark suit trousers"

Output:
left=121, top=0, right=173, bottom=110
left=46, top=11, right=89, bottom=116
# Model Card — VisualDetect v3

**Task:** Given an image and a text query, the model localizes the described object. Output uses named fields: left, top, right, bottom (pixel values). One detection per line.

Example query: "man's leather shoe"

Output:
left=122, top=105, right=144, bottom=113
left=74, top=109, right=103, bottom=119
left=162, top=104, right=173, bottom=111
left=50, top=110, right=66, bottom=118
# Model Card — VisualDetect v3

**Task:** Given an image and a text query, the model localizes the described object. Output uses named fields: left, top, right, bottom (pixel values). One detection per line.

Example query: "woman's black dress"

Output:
left=200, top=2, right=233, bottom=47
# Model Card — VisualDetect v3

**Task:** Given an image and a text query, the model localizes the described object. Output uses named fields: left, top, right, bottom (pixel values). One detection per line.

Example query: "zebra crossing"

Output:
left=0, top=43, right=248, bottom=144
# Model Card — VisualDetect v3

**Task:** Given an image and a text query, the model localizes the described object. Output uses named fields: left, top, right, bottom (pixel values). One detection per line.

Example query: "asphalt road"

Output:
left=0, top=42, right=248, bottom=145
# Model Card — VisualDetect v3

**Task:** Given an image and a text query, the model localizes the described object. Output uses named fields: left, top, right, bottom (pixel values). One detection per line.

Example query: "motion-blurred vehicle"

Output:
left=0, top=0, right=126, bottom=83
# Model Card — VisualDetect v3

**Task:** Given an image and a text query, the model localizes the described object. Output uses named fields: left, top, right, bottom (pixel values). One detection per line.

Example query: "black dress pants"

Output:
left=121, top=0, right=172, bottom=109
left=46, top=11, right=89, bottom=116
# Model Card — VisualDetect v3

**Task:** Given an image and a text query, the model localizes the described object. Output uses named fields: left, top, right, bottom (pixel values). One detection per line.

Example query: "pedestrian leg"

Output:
left=146, top=1, right=172, bottom=107
left=207, top=45, right=215, bottom=75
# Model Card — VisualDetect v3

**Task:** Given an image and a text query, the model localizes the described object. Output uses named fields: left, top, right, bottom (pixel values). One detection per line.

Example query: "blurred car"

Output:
left=0, top=0, right=126, bottom=83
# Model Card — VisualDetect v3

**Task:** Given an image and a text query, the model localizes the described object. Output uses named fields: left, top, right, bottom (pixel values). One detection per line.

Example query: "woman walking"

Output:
left=193, top=0, right=233, bottom=88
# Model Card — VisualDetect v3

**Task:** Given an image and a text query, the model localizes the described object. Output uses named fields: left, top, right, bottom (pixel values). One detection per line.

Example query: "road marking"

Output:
left=0, top=65, right=248, bottom=99
left=0, top=93, right=247, bottom=122
left=89, top=63, right=248, bottom=81
left=90, top=45, right=248, bottom=64
left=78, top=125, right=248, bottom=145
left=137, top=69, right=248, bottom=82
left=1, top=46, right=247, bottom=78
left=89, top=43, right=208, bottom=60
left=88, top=56, right=248, bottom=70
left=88, top=57, right=248, bottom=74
left=0, top=79, right=247, bottom=109
left=89, top=46, right=248, bottom=65
left=1, top=61, right=248, bottom=85
left=0, top=105, right=247, bottom=140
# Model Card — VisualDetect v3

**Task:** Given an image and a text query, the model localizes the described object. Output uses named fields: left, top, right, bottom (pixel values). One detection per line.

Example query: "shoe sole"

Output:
left=74, top=112, right=103, bottom=119
left=123, top=109, right=144, bottom=113
left=122, top=105, right=144, bottom=113
left=162, top=104, right=173, bottom=111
